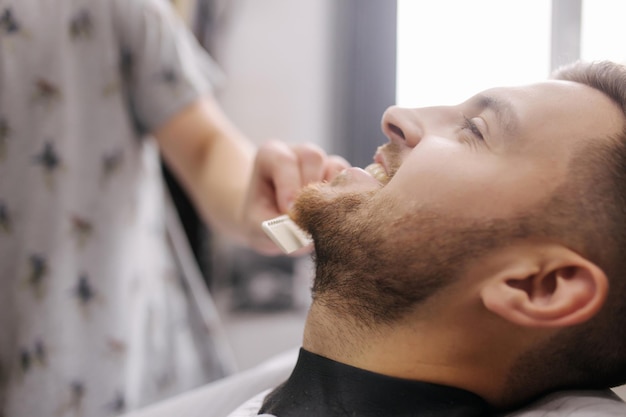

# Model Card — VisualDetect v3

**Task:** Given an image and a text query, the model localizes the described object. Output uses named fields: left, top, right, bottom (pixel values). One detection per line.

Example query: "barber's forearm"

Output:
left=154, top=96, right=256, bottom=241
left=195, top=129, right=255, bottom=240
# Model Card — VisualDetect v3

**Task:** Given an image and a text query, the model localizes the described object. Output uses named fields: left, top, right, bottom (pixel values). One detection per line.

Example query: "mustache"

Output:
left=376, top=142, right=404, bottom=178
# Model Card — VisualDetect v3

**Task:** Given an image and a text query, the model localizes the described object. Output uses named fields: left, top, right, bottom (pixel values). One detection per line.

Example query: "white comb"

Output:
left=262, top=214, right=313, bottom=254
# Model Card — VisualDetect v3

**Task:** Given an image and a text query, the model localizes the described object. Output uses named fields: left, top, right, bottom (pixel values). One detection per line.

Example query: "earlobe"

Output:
left=481, top=248, right=608, bottom=328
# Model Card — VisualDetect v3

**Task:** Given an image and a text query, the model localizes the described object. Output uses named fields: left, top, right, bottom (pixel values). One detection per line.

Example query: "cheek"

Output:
left=382, top=148, right=557, bottom=219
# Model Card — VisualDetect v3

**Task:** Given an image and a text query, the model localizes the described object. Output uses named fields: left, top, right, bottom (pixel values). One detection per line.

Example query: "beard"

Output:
left=291, top=183, right=527, bottom=325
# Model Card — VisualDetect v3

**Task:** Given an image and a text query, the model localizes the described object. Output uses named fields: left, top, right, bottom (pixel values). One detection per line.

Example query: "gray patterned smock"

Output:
left=0, top=0, right=236, bottom=415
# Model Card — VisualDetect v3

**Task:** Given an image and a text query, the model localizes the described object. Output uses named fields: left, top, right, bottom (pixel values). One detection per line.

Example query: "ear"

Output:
left=481, top=246, right=608, bottom=328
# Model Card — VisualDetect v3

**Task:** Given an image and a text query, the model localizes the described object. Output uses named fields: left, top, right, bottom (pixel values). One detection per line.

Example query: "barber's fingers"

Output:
left=254, top=140, right=303, bottom=214
left=290, top=144, right=351, bottom=185
left=291, top=143, right=327, bottom=186
left=245, top=140, right=350, bottom=254
left=255, top=140, right=350, bottom=215
left=282, top=144, right=351, bottom=211
left=323, top=155, right=351, bottom=181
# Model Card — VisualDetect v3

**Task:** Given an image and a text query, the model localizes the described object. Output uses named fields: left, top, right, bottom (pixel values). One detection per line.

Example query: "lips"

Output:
left=364, top=162, right=390, bottom=185
left=363, top=148, right=392, bottom=185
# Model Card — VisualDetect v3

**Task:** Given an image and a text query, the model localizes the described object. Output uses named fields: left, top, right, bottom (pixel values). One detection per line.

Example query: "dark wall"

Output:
left=331, top=0, right=398, bottom=168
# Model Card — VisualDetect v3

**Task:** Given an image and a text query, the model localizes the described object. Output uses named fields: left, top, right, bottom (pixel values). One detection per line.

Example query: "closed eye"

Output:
left=463, top=117, right=485, bottom=141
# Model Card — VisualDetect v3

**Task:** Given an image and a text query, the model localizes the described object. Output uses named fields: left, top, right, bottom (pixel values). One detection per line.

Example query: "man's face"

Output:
left=320, top=81, right=621, bottom=219
left=293, top=80, right=623, bottom=323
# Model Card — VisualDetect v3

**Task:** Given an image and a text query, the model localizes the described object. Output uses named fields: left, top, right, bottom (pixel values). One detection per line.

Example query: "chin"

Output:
left=291, top=182, right=374, bottom=236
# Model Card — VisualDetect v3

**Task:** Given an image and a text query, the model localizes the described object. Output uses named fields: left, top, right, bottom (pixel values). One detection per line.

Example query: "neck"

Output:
left=302, top=301, right=516, bottom=408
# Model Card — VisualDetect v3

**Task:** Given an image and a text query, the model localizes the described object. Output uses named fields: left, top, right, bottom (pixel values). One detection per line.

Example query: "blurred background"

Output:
left=166, top=0, right=626, bottom=396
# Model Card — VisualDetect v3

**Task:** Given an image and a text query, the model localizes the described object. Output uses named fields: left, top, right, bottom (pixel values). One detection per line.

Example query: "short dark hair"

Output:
left=505, top=61, right=626, bottom=405
left=551, top=60, right=626, bottom=276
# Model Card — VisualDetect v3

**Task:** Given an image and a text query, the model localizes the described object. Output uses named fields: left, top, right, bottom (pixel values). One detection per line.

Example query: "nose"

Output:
left=380, top=106, right=424, bottom=148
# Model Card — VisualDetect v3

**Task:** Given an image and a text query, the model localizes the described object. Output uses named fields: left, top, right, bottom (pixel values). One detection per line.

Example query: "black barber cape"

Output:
left=259, top=348, right=491, bottom=417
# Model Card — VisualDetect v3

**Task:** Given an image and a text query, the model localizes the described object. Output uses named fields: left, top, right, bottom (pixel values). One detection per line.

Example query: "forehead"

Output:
left=479, top=81, right=624, bottom=147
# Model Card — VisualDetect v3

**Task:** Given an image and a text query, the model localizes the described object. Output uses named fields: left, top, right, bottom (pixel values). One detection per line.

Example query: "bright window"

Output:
left=396, top=1, right=551, bottom=107
left=581, top=0, right=626, bottom=63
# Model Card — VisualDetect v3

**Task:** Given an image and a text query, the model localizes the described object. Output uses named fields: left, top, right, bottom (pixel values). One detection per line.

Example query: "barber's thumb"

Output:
left=324, top=155, right=351, bottom=181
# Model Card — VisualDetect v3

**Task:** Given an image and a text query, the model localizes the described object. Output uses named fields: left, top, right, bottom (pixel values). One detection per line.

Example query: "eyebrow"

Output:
left=473, top=94, right=518, bottom=136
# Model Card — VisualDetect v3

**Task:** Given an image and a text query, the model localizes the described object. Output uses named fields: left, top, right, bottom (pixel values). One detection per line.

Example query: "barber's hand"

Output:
left=241, top=140, right=350, bottom=255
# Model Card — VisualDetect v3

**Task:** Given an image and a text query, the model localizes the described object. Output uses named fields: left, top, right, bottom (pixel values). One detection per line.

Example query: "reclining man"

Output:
left=122, top=60, right=626, bottom=417
left=229, top=60, right=626, bottom=416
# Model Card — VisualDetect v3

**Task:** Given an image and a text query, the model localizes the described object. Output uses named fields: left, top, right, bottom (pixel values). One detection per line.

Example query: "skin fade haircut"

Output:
left=506, top=60, right=626, bottom=402
left=291, top=60, right=626, bottom=408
